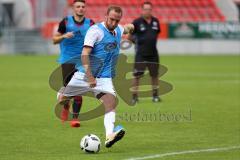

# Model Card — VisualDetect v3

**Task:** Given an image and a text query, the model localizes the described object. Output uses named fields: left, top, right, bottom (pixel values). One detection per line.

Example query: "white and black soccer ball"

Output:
left=80, top=134, right=101, bottom=153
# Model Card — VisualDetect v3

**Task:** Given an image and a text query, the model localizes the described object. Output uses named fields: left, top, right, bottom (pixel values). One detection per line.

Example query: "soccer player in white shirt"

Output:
left=61, top=5, right=134, bottom=148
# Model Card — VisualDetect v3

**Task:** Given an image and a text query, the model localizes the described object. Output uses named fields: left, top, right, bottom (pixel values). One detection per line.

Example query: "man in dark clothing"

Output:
left=129, top=1, right=161, bottom=105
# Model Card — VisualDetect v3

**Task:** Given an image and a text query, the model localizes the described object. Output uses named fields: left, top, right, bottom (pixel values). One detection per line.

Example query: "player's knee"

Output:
left=57, top=92, right=71, bottom=102
left=133, top=71, right=144, bottom=78
left=101, top=94, right=117, bottom=109
left=105, top=105, right=116, bottom=113
left=105, top=98, right=116, bottom=108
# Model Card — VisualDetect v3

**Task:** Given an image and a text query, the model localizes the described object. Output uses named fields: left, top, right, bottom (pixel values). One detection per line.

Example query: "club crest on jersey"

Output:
left=152, top=21, right=158, bottom=30
left=104, top=41, right=118, bottom=52
left=140, top=24, right=146, bottom=31
left=153, top=21, right=158, bottom=26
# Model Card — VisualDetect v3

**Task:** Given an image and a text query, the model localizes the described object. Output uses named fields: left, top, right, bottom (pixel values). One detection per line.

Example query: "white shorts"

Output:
left=62, top=71, right=116, bottom=97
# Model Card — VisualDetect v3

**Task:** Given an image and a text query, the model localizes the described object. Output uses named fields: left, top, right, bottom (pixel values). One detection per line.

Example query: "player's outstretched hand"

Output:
left=63, top=32, right=74, bottom=39
left=123, top=24, right=134, bottom=34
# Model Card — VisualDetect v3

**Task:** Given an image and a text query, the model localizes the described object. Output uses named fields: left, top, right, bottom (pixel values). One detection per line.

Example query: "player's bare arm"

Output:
left=81, top=46, right=96, bottom=88
left=52, top=32, right=74, bottom=44
left=123, top=24, right=134, bottom=34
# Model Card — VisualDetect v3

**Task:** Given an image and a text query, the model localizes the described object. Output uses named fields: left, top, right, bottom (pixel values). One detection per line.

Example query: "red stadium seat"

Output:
left=133, top=0, right=139, bottom=5
left=155, top=0, right=166, bottom=6
left=183, top=0, right=192, bottom=7
left=174, top=0, right=184, bottom=7
left=165, top=0, right=175, bottom=7
left=83, top=0, right=226, bottom=23
left=86, top=0, right=95, bottom=6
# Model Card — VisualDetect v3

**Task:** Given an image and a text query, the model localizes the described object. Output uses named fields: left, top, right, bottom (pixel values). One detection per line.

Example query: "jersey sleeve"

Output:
left=57, top=18, right=67, bottom=34
left=84, top=25, right=103, bottom=47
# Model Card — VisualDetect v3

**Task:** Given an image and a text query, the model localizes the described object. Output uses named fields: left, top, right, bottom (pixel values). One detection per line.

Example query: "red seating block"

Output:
left=83, top=0, right=226, bottom=23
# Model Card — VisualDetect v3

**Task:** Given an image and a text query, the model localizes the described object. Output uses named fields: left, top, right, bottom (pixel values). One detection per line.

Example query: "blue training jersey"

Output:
left=58, top=16, right=91, bottom=64
left=76, top=23, right=122, bottom=78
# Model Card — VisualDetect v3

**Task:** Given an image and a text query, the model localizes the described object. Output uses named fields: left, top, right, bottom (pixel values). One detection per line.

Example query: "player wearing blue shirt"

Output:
left=52, top=0, right=94, bottom=127
left=62, top=5, right=134, bottom=148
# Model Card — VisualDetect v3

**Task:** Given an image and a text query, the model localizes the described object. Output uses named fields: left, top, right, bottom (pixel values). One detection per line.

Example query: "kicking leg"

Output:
left=98, top=93, right=125, bottom=148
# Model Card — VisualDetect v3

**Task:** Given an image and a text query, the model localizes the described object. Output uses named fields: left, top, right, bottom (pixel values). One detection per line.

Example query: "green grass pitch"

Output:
left=0, top=55, right=239, bottom=160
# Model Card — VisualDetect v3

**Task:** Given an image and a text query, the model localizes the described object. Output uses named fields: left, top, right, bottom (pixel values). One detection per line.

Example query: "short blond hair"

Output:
left=107, top=5, right=123, bottom=16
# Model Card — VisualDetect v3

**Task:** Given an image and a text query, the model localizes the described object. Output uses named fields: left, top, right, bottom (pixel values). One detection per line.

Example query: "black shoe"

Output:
left=131, top=98, right=139, bottom=106
left=152, top=96, right=161, bottom=102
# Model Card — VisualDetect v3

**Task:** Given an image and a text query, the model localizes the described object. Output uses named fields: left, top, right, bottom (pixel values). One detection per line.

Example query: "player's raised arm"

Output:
left=123, top=24, right=134, bottom=34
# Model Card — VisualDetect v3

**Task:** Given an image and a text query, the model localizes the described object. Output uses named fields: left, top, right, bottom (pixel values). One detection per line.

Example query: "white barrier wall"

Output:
left=120, top=40, right=240, bottom=55
left=1, top=39, right=239, bottom=55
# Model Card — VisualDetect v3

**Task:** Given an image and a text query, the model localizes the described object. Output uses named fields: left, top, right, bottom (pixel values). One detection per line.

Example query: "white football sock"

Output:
left=104, top=111, right=116, bottom=137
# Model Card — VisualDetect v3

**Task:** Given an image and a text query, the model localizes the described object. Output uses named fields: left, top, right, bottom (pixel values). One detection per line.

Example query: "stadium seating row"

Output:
left=42, top=0, right=226, bottom=38
left=84, top=0, right=215, bottom=6
left=84, top=0, right=225, bottom=23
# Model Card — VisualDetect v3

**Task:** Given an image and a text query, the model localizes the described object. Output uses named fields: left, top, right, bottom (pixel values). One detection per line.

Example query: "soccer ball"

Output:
left=80, top=134, right=101, bottom=153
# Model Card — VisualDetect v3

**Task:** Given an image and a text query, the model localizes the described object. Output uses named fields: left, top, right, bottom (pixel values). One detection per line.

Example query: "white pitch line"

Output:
left=125, top=145, right=240, bottom=160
